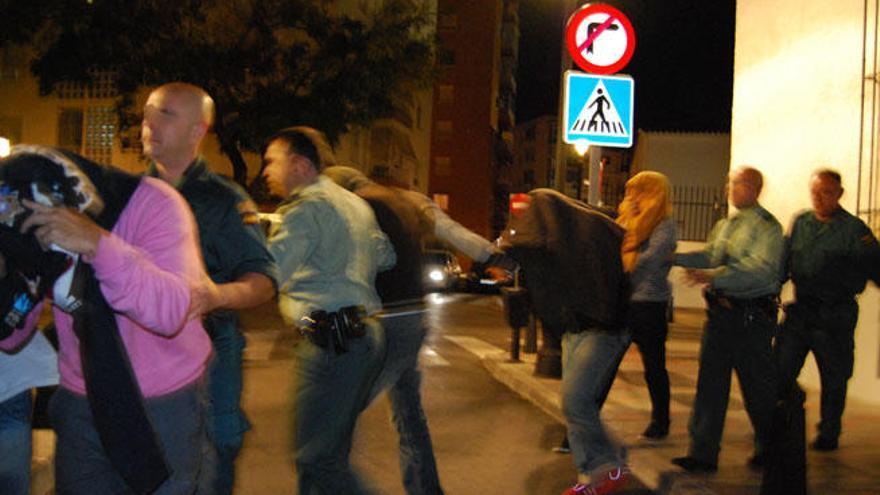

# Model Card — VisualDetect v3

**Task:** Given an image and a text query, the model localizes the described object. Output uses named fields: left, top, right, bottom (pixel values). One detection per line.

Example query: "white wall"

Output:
left=631, top=130, right=730, bottom=187
left=734, top=0, right=880, bottom=404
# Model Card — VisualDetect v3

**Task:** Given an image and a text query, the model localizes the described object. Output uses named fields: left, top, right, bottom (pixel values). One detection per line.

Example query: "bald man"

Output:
left=671, top=166, right=784, bottom=473
left=142, top=82, right=278, bottom=494
left=776, top=169, right=880, bottom=451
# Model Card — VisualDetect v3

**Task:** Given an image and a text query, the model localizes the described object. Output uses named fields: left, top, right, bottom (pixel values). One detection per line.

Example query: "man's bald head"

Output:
left=142, top=82, right=215, bottom=174
left=153, top=82, right=215, bottom=127
left=728, top=166, right=763, bottom=209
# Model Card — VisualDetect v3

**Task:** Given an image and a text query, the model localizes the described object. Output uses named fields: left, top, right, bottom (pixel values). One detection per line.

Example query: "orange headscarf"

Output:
left=616, top=171, right=672, bottom=273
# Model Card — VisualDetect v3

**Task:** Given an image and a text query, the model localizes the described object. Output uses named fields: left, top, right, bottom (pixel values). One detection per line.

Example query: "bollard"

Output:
left=524, top=313, right=538, bottom=353
left=501, top=285, right=530, bottom=362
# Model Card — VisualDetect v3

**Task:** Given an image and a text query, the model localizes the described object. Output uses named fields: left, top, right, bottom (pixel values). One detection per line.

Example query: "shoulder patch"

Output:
left=862, top=233, right=878, bottom=245
left=237, top=199, right=260, bottom=225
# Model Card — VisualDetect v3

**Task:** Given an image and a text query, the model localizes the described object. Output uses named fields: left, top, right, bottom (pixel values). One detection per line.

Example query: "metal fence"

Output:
left=600, top=183, right=727, bottom=242
left=670, top=185, right=727, bottom=241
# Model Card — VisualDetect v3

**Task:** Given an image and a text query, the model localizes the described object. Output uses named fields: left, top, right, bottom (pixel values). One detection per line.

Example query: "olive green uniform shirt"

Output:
left=676, top=204, right=784, bottom=298
left=787, top=207, right=880, bottom=303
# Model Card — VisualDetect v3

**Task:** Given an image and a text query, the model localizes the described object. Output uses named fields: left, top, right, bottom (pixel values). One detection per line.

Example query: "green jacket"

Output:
left=786, top=208, right=880, bottom=303
left=148, top=159, right=279, bottom=328
left=676, top=204, right=784, bottom=298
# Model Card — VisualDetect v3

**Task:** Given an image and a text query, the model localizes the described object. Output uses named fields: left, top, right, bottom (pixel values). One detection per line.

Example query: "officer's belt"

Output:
left=296, top=305, right=367, bottom=353
left=704, top=290, right=777, bottom=311
left=794, top=292, right=855, bottom=307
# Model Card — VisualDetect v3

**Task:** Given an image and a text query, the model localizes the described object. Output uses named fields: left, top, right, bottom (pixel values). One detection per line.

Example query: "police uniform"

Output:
left=147, top=159, right=278, bottom=494
left=676, top=204, right=784, bottom=467
left=777, top=207, right=880, bottom=446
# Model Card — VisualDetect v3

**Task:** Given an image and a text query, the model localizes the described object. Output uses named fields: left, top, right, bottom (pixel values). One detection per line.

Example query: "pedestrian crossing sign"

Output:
left=563, top=71, right=634, bottom=148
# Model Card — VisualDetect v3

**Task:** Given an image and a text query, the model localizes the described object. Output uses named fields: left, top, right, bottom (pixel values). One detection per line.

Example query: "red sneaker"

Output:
left=562, top=466, right=630, bottom=495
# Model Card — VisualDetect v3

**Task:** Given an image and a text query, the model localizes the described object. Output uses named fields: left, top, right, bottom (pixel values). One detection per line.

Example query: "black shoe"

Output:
left=671, top=456, right=717, bottom=473
left=747, top=453, right=764, bottom=470
left=810, top=436, right=838, bottom=451
left=642, top=421, right=669, bottom=439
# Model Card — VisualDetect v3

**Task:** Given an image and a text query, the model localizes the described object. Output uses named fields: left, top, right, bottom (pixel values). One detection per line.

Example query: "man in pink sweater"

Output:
left=0, top=146, right=212, bottom=494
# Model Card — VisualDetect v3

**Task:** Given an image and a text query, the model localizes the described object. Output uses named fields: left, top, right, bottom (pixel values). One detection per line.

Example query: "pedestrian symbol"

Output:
left=563, top=71, right=634, bottom=148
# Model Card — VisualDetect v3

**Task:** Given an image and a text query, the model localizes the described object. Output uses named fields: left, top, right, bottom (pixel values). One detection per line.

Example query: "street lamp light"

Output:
left=573, top=139, right=589, bottom=156
left=0, top=137, right=10, bottom=158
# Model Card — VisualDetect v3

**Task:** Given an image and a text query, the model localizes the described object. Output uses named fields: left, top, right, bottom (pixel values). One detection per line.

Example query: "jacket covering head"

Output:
left=616, top=171, right=672, bottom=273
left=499, top=188, right=628, bottom=337
left=0, top=145, right=106, bottom=338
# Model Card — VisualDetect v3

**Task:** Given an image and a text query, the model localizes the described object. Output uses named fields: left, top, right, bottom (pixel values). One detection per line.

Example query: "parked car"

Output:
left=423, top=249, right=462, bottom=292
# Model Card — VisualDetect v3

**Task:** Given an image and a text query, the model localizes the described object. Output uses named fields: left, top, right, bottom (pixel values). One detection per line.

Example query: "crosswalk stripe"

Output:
left=420, top=346, right=451, bottom=367
left=443, top=335, right=506, bottom=359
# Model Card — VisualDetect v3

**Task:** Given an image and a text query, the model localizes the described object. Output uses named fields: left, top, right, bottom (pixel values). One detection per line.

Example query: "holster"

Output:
left=299, top=305, right=367, bottom=354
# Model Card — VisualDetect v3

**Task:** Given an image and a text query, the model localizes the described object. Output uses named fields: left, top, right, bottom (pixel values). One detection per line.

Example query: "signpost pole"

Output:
left=588, top=145, right=602, bottom=205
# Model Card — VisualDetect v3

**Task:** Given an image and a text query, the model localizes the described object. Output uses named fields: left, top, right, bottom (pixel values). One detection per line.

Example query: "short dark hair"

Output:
left=812, top=168, right=842, bottom=185
left=263, top=126, right=334, bottom=172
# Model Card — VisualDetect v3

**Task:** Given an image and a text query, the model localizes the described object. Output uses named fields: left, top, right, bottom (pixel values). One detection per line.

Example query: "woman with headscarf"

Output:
left=617, top=171, right=677, bottom=439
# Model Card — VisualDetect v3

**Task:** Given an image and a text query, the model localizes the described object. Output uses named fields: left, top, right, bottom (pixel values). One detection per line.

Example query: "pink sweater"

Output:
left=1, top=177, right=212, bottom=397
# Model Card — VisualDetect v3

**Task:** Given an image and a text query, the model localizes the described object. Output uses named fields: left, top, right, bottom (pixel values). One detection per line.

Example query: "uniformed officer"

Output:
left=776, top=169, right=880, bottom=451
left=671, top=166, right=784, bottom=473
left=262, top=127, right=395, bottom=494
left=142, top=82, right=278, bottom=494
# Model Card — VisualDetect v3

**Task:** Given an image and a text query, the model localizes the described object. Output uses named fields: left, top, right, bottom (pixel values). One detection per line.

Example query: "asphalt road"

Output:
left=234, top=292, right=652, bottom=494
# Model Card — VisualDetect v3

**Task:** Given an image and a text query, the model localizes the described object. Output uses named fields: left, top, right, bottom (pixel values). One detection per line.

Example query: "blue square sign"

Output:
left=563, top=71, right=634, bottom=148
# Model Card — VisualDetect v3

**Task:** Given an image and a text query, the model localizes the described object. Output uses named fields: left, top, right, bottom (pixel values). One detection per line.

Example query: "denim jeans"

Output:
left=292, top=318, right=386, bottom=495
left=50, top=379, right=210, bottom=495
left=562, top=330, right=631, bottom=476
left=0, top=391, right=32, bottom=495
left=370, top=312, right=443, bottom=495
left=199, top=317, right=250, bottom=495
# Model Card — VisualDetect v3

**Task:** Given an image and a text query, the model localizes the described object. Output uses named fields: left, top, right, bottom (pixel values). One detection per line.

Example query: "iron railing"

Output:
left=600, top=183, right=727, bottom=242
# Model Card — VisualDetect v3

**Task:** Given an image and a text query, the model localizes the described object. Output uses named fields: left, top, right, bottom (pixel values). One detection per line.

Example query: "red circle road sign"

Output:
left=565, top=3, right=635, bottom=75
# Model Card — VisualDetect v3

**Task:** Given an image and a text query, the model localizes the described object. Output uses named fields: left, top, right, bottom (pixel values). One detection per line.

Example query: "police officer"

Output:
left=776, top=169, right=880, bottom=451
left=672, top=166, right=784, bottom=473
left=262, top=127, right=395, bottom=494
left=142, top=82, right=278, bottom=494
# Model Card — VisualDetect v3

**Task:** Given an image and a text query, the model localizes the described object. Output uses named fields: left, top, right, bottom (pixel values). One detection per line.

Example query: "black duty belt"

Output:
left=704, top=290, right=778, bottom=313
left=298, top=305, right=367, bottom=354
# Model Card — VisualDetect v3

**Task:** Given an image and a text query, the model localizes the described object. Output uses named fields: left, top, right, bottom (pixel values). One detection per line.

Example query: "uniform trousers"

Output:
left=688, top=300, right=777, bottom=464
left=775, top=299, right=858, bottom=441
left=292, top=318, right=385, bottom=495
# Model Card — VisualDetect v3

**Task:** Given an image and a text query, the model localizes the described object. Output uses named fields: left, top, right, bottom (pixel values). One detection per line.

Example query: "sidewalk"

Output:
left=482, top=308, right=880, bottom=495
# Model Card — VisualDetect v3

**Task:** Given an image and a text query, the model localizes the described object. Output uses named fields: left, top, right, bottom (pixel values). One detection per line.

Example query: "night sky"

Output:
left=516, top=0, right=736, bottom=133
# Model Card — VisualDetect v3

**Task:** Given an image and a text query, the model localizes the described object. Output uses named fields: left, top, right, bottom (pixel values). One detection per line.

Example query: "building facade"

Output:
left=429, top=0, right=518, bottom=240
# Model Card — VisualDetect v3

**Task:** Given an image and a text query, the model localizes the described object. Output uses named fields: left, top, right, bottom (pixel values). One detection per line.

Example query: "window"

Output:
left=438, top=84, right=455, bottom=106
left=57, top=108, right=84, bottom=154
left=83, top=106, right=115, bottom=164
left=436, top=120, right=453, bottom=141
left=57, top=106, right=115, bottom=164
left=439, top=13, right=458, bottom=29
left=432, top=193, right=449, bottom=210
left=438, top=48, right=455, bottom=66
left=434, top=156, right=451, bottom=177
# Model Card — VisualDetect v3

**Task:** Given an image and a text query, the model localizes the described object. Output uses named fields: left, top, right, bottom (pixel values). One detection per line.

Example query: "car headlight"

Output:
left=429, top=269, right=445, bottom=282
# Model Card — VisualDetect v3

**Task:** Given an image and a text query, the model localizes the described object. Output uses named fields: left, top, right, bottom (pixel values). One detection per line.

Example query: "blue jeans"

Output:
left=562, top=330, right=631, bottom=476
left=370, top=312, right=443, bottom=495
left=200, top=317, right=250, bottom=495
left=292, top=318, right=385, bottom=495
left=0, top=391, right=32, bottom=495
left=50, top=379, right=210, bottom=495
